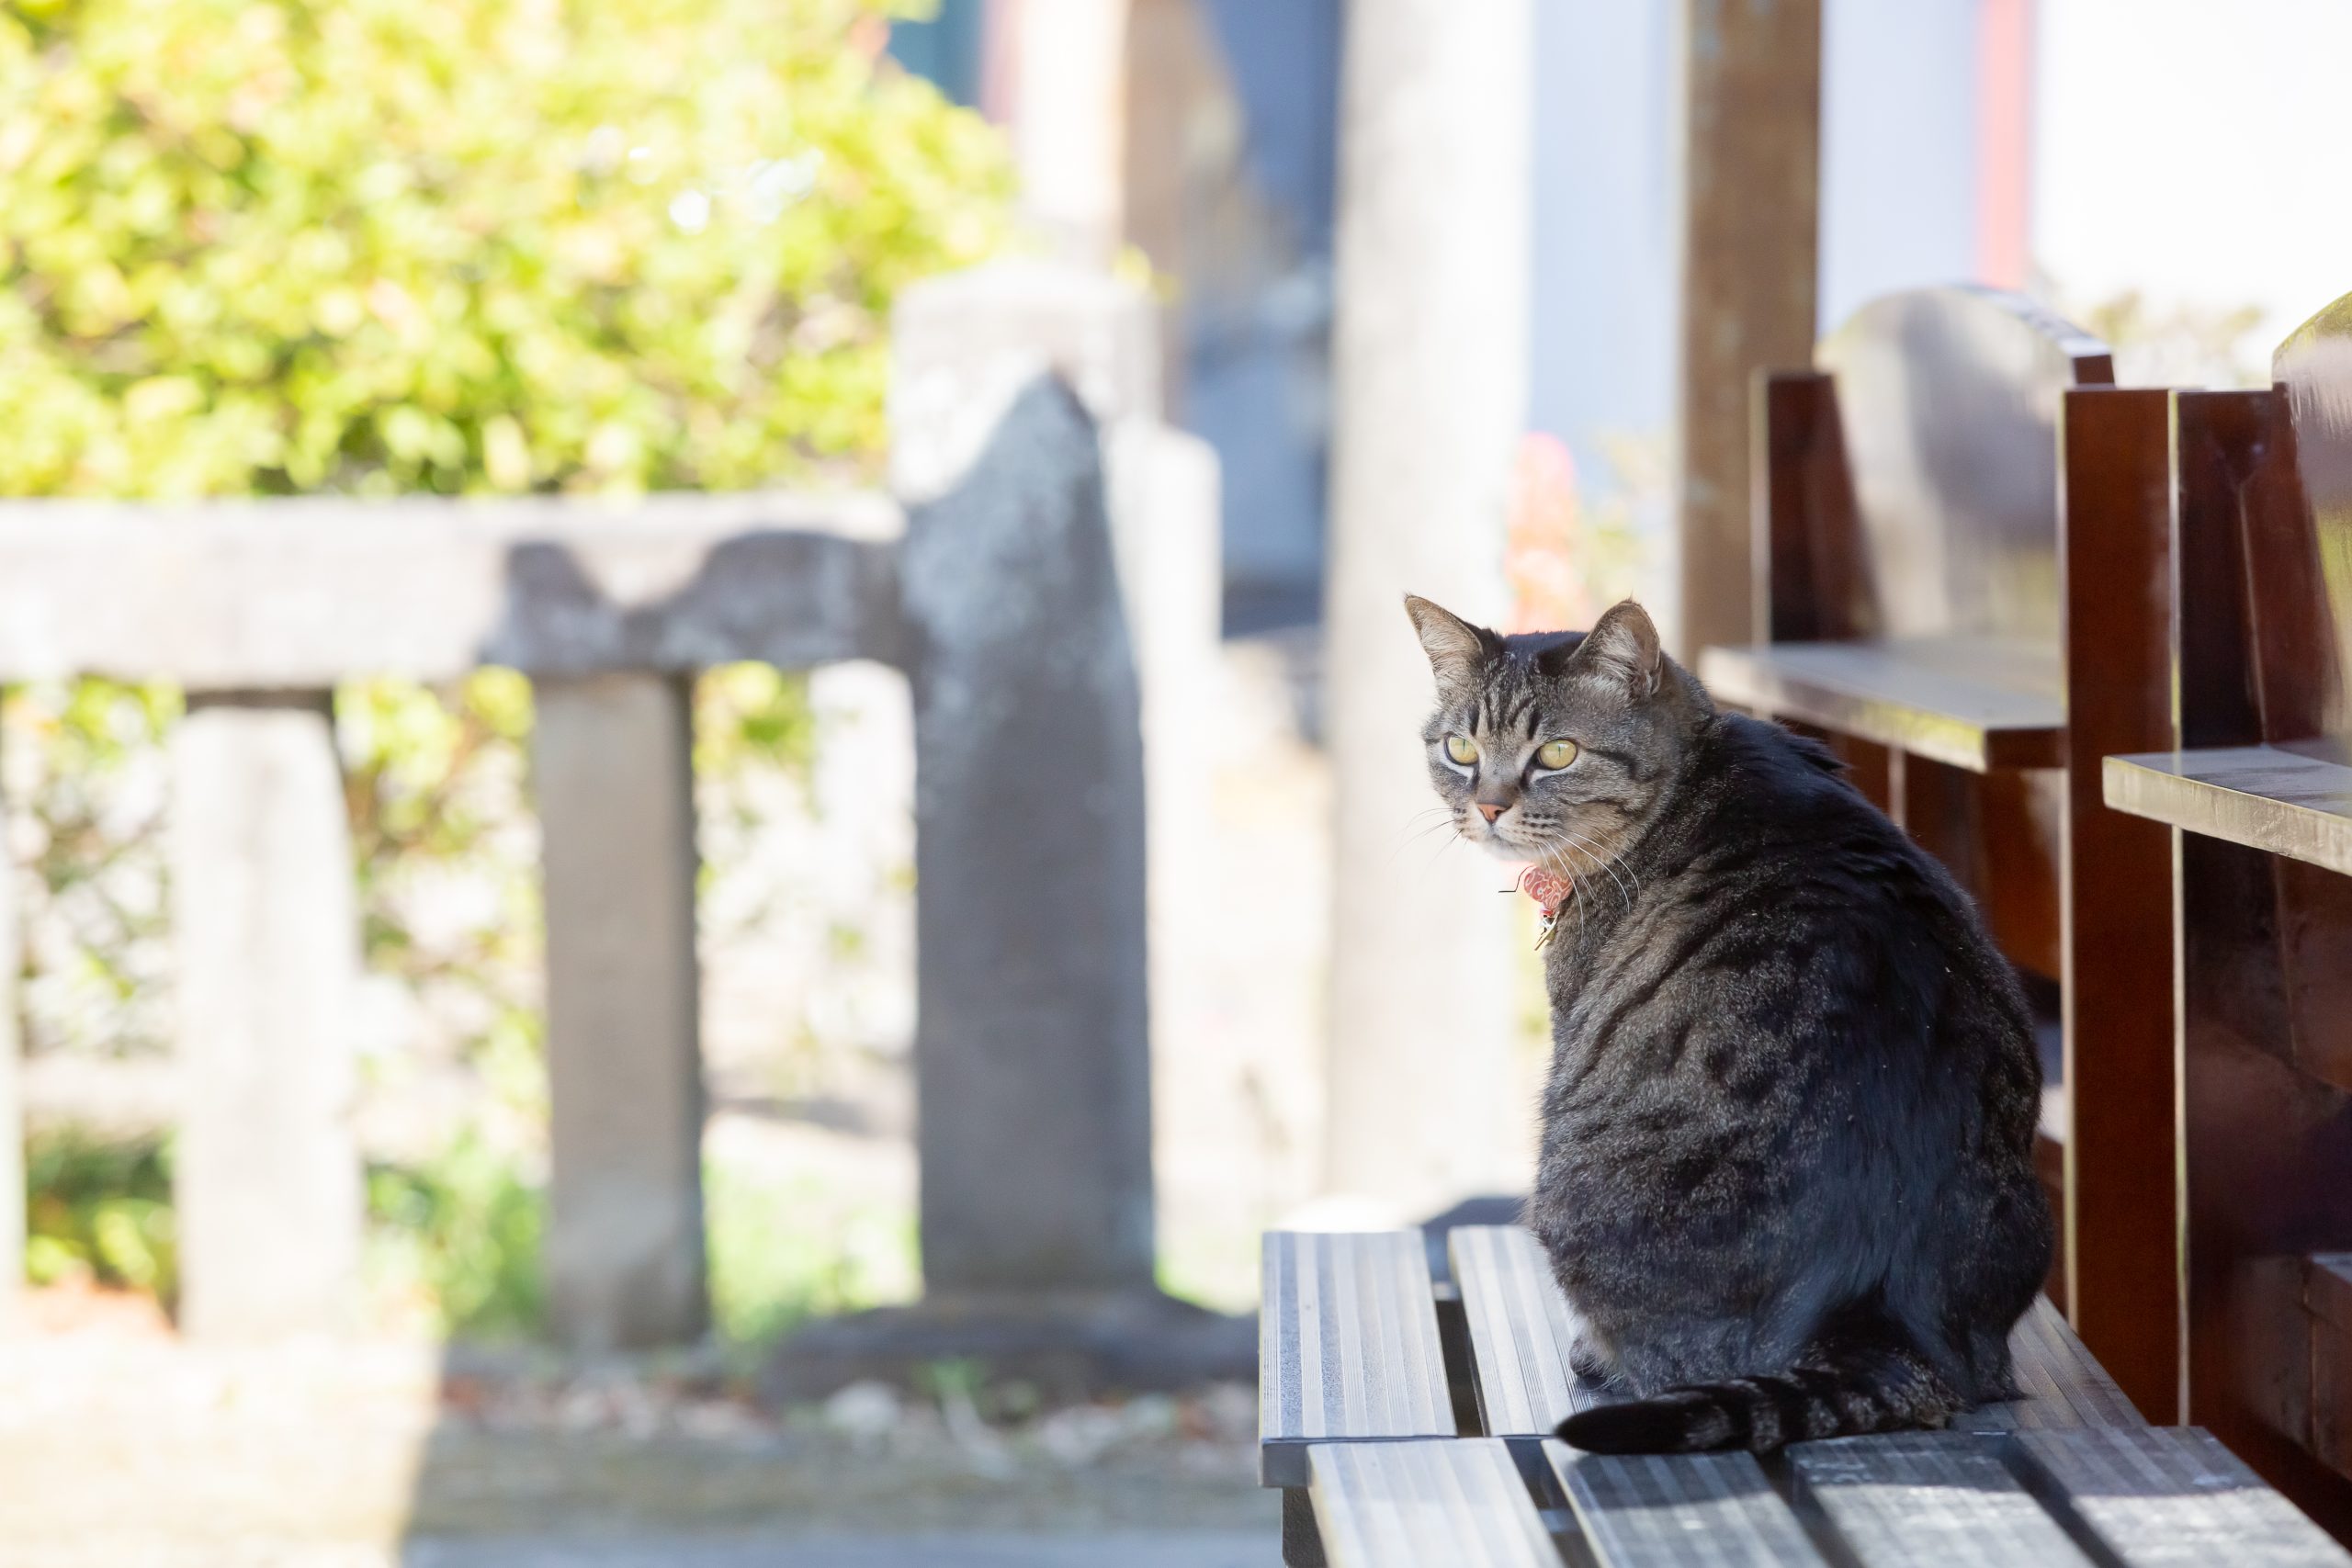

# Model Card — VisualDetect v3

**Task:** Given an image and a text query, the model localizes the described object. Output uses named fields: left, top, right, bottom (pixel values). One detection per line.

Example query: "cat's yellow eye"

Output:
left=1444, top=735, right=1479, bottom=765
left=1536, top=739, right=1579, bottom=771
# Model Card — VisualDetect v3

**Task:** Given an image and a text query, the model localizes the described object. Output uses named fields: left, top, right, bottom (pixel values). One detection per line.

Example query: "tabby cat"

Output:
left=1406, top=593, right=2052, bottom=1453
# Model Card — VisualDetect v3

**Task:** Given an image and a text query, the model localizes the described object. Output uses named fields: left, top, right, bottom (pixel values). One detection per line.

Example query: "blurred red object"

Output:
left=1506, top=433, right=1591, bottom=634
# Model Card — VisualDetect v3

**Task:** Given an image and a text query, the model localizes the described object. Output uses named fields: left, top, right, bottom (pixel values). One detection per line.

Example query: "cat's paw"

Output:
left=1568, top=1338, right=1616, bottom=1387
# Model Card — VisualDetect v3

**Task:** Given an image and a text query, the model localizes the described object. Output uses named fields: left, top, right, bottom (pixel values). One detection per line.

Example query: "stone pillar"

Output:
left=170, top=692, right=362, bottom=1341
left=895, top=261, right=1219, bottom=1259
left=1103, top=422, right=1222, bottom=1187
left=1676, top=0, right=1822, bottom=657
left=534, top=672, right=708, bottom=1349
left=902, top=378, right=1153, bottom=1294
left=1321, top=0, right=1533, bottom=1217
left=0, top=717, right=20, bottom=1324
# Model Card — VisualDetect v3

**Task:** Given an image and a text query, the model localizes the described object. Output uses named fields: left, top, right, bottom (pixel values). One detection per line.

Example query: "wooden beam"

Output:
left=2057, top=387, right=2182, bottom=1421
left=1676, top=0, right=1823, bottom=659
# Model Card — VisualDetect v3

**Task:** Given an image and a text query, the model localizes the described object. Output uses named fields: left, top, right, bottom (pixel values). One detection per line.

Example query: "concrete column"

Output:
left=0, top=716, right=20, bottom=1323
left=1104, top=420, right=1222, bottom=1237
left=901, top=378, right=1154, bottom=1294
left=170, top=692, right=362, bottom=1341
left=1321, top=0, right=1532, bottom=1217
left=1676, top=0, right=1822, bottom=656
left=895, top=262, right=1219, bottom=1255
left=534, top=672, right=708, bottom=1349
left=993, top=0, right=1131, bottom=266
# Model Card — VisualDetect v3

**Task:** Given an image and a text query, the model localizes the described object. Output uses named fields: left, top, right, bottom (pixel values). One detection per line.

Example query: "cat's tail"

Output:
left=1553, top=1305, right=1965, bottom=1455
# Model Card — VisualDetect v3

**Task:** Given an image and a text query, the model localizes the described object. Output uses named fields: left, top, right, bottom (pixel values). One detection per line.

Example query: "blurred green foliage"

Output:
left=356, top=1139, right=918, bottom=1344
left=23, top=1131, right=176, bottom=1300
left=0, top=0, right=1010, bottom=498
left=4, top=0, right=1001, bottom=1327
left=25, top=1125, right=920, bottom=1345
left=706, top=1156, right=914, bottom=1345
left=367, top=1133, right=546, bottom=1340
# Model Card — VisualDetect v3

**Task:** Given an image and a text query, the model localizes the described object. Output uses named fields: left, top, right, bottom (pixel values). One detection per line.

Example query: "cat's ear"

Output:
left=1403, top=594, right=1498, bottom=690
left=1578, top=600, right=1664, bottom=699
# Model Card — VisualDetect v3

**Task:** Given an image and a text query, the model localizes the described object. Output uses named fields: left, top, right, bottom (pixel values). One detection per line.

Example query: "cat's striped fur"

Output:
left=1406, top=595, right=2051, bottom=1453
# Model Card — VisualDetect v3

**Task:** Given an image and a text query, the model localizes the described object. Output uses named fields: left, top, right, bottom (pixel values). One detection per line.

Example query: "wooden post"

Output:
left=1322, top=0, right=1532, bottom=1216
left=1676, top=0, right=1822, bottom=660
left=2058, top=386, right=2181, bottom=1420
left=170, top=692, right=363, bottom=1341
left=2167, top=381, right=2352, bottom=1533
left=534, top=672, right=709, bottom=1350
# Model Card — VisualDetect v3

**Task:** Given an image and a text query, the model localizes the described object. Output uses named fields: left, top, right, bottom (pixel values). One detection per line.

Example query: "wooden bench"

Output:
left=1696, top=287, right=2186, bottom=1420
left=1261, top=1228, right=2349, bottom=1564
left=2098, top=288, right=2352, bottom=1540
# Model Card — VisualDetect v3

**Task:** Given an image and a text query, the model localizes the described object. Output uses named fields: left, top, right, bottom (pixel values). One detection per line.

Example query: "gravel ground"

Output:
left=0, top=1312, right=1272, bottom=1565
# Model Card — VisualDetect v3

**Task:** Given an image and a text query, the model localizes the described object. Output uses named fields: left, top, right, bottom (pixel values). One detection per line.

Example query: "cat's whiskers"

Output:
left=1544, top=831, right=1632, bottom=917
left=1414, top=827, right=1467, bottom=880
left=1559, top=826, right=1638, bottom=911
left=1389, top=814, right=1463, bottom=863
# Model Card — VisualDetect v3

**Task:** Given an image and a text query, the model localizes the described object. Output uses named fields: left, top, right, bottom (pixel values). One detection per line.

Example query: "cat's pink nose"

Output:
left=1476, top=802, right=1506, bottom=824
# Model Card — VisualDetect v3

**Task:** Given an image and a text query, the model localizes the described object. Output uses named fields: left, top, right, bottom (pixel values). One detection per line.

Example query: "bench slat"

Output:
left=1790, top=1432, right=2093, bottom=1566
left=2104, top=745, right=2352, bottom=877
left=1447, top=1227, right=2134, bottom=1436
left=1449, top=1224, right=1618, bottom=1436
left=1544, top=1441, right=1826, bottom=1567
left=1261, top=1232, right=1455, bottom=1486
left=1965, top=1297, right=2145, bottom=1430
left=1308, top=1438, right=1558, bottom=1568
left=2016, top=1426, right=2352, bottom=1566
left=1698, top=637, right=2064, bottom=773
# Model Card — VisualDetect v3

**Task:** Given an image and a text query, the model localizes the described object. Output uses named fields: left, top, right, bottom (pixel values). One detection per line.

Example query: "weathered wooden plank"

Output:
left=2016, top=1426, right=2352, bottom=1565
left=1962, top=1296, right=2145, bottom=1431
left=1697, top=637, right=2063, bottom=772
left=1544, top=1441, right=1826, bottom=1567
left=2104, top=746, right=2352, bottom=877
left=1441, top=1230, right=2128, bottom=1439
left=1261, top=1232, right=1455, bottom=1487
left=0, top=491, right=906, bottom=685
left=1790, top=1432, right=2092, bottom=1566
left=1447, top=1224, right=1616, bottom=1435
left=1308, top=1439, right=1556, bottom=1568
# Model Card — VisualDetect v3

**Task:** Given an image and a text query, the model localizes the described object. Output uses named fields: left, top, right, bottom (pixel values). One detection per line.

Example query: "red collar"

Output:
left=1518, top=864, right=1572, bottom=920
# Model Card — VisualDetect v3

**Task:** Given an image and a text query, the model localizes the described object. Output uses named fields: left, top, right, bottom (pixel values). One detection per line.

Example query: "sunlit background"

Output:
left=4, top=0, right=2349, bottom=1562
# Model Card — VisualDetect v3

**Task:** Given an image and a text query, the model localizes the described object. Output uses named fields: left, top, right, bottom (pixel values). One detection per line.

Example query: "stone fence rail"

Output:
left=0, top=263, right=1221, bottom=1355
